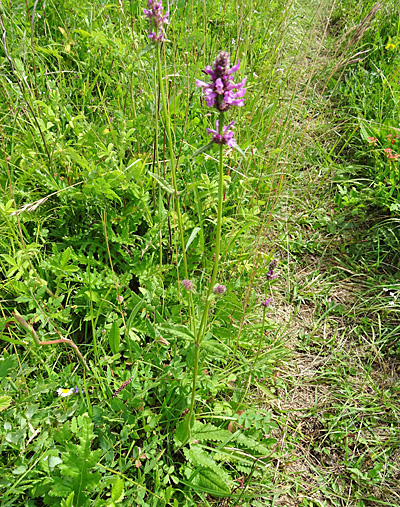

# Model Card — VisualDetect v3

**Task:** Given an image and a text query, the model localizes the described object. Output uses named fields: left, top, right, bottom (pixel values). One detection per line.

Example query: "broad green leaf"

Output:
left=0, top=395, right=12, bottom=411
left=111, top=477, right=125, bottom=503
left=192, top=422, right=231, bottom=442
left=55, top=414, right=102, bottom=504
left=234, top=432, right=272, bottom=454
left=61, top=247, right=71, bottom=266
left=0, top=356, right=18, bottom=377
left=158, top=323, right=194, bottom=341
left=12, top=465, right=27, bottom=475
left=126, top=300, right=144, bottom=331
left=196, top=467, right=230, bottom=497
left=186, top=445, right=229, bottom=481
left=0, top=335, right=27, bottom=345
left=48, top=456, right=63, bottom=470
left=174, top=413, right=192, bottom=446
left=1, top=254, right=17, bottom=266
left=109, top=321, right=120, bottom=354
left=201, top=340, right=229, bottom=357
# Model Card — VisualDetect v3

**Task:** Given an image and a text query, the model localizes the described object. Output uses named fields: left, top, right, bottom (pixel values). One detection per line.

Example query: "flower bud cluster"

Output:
left=143, top=0, right=169, bottom=42
left=266, top=259, right=278, bottom=281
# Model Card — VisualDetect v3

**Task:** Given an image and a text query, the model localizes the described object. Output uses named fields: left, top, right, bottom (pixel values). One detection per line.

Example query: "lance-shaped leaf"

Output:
left=192, top=142, right=215, bottom=158
left=109, top=321, right=121, bottom=354
left=232, top=143, right=246, bottom=157
left=149, top=172, right=174, bottom=194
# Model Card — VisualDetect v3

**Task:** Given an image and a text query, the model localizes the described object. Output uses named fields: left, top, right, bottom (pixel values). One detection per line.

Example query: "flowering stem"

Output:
left=197, top=112, right=225, bottom=344
left=185, top=113, right=225, bottom=441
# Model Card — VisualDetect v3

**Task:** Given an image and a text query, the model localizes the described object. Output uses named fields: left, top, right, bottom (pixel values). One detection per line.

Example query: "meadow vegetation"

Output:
left=0, top=0, right=399, bottom=505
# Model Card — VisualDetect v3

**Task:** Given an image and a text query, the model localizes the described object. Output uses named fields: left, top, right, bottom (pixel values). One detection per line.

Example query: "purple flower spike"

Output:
left=266, top=259, right=278, bottom=281
left=143, top=0, right=169, bottom=42
left=182, top=279, right=194, bottom=291
left=261, top=299, right=272, bottom=307
left=213, top=284, right=227, bottom=295
left=196, top=51, right=246, bottom=112
left=207, top=120, right=236, bottom=147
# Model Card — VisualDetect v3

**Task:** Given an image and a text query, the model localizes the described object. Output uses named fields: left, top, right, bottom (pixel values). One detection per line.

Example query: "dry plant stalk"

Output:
left=14, top=313, right=90, bottom=371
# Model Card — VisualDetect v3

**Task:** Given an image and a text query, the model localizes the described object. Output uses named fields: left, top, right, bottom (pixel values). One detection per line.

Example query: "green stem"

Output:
left=254, top=305, right=267, bottom=366
left=240, top=305, right=267, bottom=404
left=185, top=114, right=225, bottom=441
left=197, top=113, right=225, bottom=344
left=154, top=66, right=163, bottom=271
left=156, top=45, right=187, bottom=275
left=186, top=341, right=200, bottom=434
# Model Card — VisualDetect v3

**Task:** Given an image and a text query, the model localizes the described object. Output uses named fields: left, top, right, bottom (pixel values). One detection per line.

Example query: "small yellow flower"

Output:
left=385, top=37, right=396, bottom=50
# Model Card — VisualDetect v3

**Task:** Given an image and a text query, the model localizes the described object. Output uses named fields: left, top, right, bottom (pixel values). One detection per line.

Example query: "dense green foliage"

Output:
left=330, top=2, right=400, bottom=213
left=1, top=0, right=399, bottom=505
left=0, top=0, right=290, bottom=504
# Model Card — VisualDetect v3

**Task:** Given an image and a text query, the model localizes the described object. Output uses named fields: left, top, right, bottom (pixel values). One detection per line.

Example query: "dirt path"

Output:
left=257, top=2, right=400, bottom=505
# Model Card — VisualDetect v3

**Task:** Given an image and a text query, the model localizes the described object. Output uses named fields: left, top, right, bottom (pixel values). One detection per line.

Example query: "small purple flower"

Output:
left=207, top=120, right=236, bottom=147
left=261, top=299, right=272, bottom=307
left=213, top=284, right=227, bottom=295
left=182, top=279, right=194, bottom=291
left=143, top=0, right=169, bottom=42
left=73, top=386, right=79, bottom=394
left=266, top=271, right=277, bottom=281
left=196, top=51, right=246, bottom=112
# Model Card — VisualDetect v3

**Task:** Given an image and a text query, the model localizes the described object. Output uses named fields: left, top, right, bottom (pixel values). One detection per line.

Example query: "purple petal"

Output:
left=196, top=79, right=208, bottom=88
left=226, top=78, right=247, bottom=91
left=230, top=99, right=245, bottom=106
left=215, top=78, right=224, bottom=95
left=205, top=66, right=215, bottom=77
left=228, top=60, right=241, bottom=75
